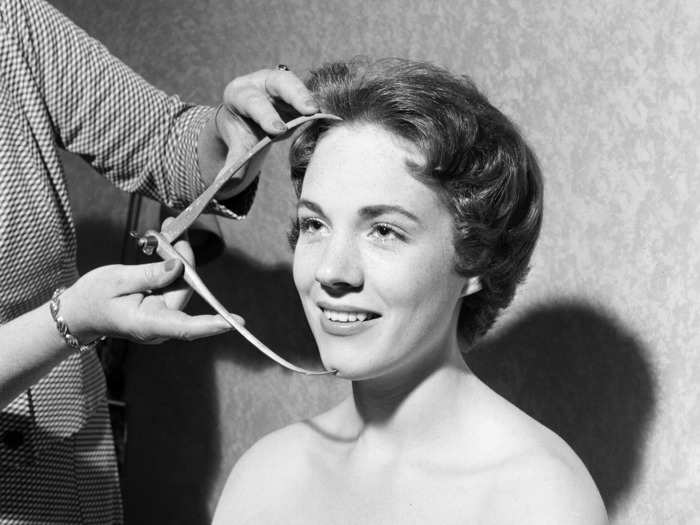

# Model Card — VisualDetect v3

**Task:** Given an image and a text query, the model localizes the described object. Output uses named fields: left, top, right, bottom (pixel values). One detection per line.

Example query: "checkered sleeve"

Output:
left=5, top=0, right=256, bottom=217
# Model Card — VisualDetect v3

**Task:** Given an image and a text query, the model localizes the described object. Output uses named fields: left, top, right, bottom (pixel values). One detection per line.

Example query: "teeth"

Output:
left=323, top=309, right=371, bottom=323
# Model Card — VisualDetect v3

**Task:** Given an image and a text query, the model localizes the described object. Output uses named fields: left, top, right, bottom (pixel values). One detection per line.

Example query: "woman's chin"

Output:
left=329, top=368, right=368, bottom=381
left=320, top=357, right=384, bottom=381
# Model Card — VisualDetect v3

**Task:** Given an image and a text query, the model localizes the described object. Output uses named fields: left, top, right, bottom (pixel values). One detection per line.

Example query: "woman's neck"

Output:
left=345, top=345, right=479, bottom=460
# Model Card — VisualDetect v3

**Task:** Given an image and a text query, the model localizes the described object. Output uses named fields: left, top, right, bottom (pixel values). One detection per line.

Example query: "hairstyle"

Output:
left=289, top=58, right=543, bottom=345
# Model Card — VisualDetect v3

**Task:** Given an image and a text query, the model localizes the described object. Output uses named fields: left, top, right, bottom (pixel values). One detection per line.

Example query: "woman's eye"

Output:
left=369, top=223, right=404, bottom=242
left=299, top=217, right=326, bottom=235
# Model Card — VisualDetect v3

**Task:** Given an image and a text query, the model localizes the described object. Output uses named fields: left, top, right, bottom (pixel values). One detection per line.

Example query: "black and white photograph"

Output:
left=1, top=1, right=697, bottom=523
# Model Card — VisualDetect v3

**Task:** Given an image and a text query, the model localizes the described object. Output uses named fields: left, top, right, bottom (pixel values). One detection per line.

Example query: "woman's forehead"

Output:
left=315, top=123, right=423, bottom=166
left=300, top=125, right=446, bottom=218
left=305, top=126, right=414, bottom=183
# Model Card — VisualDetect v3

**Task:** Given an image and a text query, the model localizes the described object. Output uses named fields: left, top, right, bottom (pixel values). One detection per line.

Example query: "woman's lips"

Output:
left=317, top=306, right=380, bottom=336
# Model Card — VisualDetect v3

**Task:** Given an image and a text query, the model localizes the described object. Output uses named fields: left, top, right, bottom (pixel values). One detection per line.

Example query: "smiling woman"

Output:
left=293, top=125, right=472, bottom=381
left=212, top=58, right=608, bottom=525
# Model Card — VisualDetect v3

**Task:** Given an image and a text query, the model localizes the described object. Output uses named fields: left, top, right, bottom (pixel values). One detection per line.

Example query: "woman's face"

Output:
left=293, top=124, right=468, bottom=380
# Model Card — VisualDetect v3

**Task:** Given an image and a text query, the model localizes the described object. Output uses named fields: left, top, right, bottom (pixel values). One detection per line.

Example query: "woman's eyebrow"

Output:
left=359, top=205, right=421, bottom=224
left=297, top=200, right=421, bottom=225
left=296, top=198, right=325, bottom=216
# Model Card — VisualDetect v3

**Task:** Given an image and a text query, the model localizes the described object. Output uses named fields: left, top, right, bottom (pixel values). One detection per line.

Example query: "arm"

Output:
left=9, top=0, right=317, bottom=207
left=0, top=236, right=237, bottom=410
left=0, top=1, right=317, bottom=409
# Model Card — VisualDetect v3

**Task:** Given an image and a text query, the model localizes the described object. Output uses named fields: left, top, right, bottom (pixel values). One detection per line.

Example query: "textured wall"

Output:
left=56, top=1, right=699, bottom=523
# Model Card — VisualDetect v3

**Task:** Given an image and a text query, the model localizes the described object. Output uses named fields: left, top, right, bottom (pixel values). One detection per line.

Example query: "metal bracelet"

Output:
left=49, top=287, right=105, bottom=354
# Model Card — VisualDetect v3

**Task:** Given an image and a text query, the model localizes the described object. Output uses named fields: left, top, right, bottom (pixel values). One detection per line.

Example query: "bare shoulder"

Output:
left=212, top=400, right=354, bottom=524
left=212, top=421, right=317, bottom=524
left=482, top=445, right=608, bottom=525
left=466, top=382, right=608, bottom=524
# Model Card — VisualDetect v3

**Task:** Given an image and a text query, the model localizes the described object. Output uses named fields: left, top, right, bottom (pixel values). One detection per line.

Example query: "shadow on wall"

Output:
left=120, top=243, right=319, bottom=525
left=74, top=204, right=319, bottom=524
left=466, top=300, right=656, bottom=516
left=201, top=248, right=321, bottom=371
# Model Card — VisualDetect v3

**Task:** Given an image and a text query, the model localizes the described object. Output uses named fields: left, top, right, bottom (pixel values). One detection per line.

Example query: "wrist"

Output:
left=198, top=105, right=266, bottom=199
left=50, top=286, right=104, bottom=352
left=198, top=107, right=230, bottom=187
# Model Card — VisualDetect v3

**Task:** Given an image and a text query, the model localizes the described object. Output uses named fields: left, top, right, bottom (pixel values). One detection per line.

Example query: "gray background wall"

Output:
left=54, top=1, right=699, bottom=523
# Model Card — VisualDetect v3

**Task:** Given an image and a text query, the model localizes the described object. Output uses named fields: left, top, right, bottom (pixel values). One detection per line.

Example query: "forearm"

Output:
left=0, top=253, right=233, bottom=410
left=0, top=301, right=70, bottom=410
left=198, top=106, right=233, bottom=189
left=7, top=0, right=214, bottom=208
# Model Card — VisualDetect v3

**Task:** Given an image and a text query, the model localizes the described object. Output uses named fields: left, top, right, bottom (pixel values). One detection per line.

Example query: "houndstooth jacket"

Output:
left=0, top=0, right=253, bottom=522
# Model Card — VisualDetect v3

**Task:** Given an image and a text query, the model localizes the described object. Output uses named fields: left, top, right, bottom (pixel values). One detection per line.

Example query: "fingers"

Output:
left=233, top=89, right=288, bottom=135
left=147, top=310, right=229, bottom=342
left=134, top=308, right=245, bottom=344
left=160, top=272, right=192, bottom=311
left=223, top=68, right=318, bottom=136
left=106, top=292, right=245, bottom=343
left=166, top=232, right=195, bottom=308
left=161, top=217, right=194, bottom=264
left=151, top=217, right=193, bottom=309
left=263, top=69, right=318, bottom=115
left=70, top=254, right=247, bottom=344
left=113, top=259, right=184, bottom=296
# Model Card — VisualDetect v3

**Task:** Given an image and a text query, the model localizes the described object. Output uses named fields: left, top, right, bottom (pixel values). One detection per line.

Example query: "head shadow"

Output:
left=117, top=240, right=321, bottom=525
left=465, top=298, right=656, bottom=515
left=188, top=244, right=322, bottom=373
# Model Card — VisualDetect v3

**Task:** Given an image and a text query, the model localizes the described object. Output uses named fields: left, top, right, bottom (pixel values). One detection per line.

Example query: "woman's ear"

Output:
left=461, top=276, right=482, bottom=297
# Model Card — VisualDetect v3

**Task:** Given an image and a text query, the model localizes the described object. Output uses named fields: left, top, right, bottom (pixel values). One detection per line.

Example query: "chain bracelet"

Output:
left=49, top=287, right=105, bottom=354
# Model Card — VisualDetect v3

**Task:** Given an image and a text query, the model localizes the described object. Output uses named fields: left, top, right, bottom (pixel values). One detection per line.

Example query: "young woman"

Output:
left=213, top=58, right=607, bottom=524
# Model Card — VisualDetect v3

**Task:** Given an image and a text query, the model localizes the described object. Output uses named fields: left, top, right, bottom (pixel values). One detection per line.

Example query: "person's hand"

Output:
left=221, top=66, right=319, bottom=136
left=57, top=223, right=240, bottom=345
left=205, top=67, right=319, bottom=198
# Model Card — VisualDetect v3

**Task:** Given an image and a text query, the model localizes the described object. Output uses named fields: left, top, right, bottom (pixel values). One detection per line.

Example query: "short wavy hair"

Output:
left=289, top=58, right=543, bottom=345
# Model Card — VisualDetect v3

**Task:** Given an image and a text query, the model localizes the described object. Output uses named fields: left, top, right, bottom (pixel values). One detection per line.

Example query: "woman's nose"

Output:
left=314, top=234, right=363, bottom=290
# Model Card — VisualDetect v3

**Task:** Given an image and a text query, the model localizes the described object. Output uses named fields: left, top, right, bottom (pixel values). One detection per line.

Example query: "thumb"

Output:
left=115, top=258, right=184, bottom=295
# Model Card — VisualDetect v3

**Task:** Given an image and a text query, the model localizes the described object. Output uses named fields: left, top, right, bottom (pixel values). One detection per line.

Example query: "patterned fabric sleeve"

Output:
left=6, top=0, right=256, bottom=217
left=0, top=0, right=264, bottom=518
left=1, top=0, right=260, bottom=473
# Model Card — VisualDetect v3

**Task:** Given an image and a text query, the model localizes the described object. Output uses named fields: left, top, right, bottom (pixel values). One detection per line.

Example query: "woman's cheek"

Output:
left=292, top=246, right=314, bottom=292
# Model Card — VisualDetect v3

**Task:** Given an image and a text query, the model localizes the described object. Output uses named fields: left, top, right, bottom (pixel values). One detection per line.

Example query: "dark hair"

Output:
left=289, top=58, right=543, bottom=345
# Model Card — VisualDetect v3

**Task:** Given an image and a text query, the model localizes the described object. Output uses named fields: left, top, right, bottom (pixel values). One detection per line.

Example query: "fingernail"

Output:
left=218, top=316, right=243, bottom=330
left=273, top=120, right=287, bottom=133
left=221, top=314, right=244, bottom=327
left=164, top=259, right=177, bottom=271
left=304, top=98, right=318, bottom=109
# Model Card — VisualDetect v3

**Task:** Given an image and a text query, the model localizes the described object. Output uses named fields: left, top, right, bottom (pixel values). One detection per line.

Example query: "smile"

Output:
left=316, top=304, right=381, bottom=336
left=321, top=308, right=379, bottom=323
